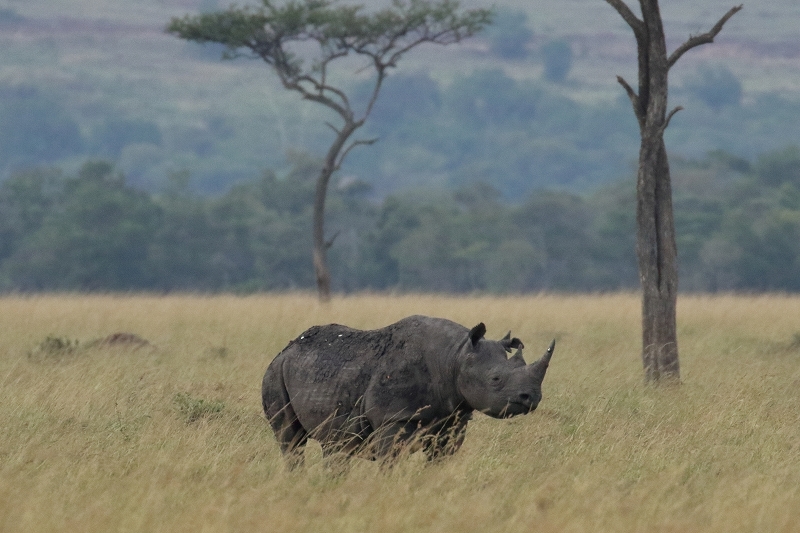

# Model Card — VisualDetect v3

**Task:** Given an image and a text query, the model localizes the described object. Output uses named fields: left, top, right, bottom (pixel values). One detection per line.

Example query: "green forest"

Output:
left=2, top=146, right=799, bottom=293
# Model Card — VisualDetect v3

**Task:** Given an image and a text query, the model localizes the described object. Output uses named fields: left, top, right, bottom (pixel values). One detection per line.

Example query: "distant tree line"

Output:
left=1, top=146, right=799, bottom=293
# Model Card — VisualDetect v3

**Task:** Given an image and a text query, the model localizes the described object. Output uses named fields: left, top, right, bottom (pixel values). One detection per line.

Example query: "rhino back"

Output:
left=279, top=316, right=468, bottom=433
left=280, top=323, right=404, bottom=433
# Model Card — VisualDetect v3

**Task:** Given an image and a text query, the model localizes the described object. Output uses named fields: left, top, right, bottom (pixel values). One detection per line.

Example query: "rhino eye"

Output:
left=490, top=375, right=501, bottom=383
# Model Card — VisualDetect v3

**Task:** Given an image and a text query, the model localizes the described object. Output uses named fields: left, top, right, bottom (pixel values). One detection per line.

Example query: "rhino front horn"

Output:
left=529, top=339, right=556, bottom=382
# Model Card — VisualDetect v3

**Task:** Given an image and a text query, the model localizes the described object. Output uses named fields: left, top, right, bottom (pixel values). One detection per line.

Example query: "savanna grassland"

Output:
left=1, top=293, right=799, bottom=532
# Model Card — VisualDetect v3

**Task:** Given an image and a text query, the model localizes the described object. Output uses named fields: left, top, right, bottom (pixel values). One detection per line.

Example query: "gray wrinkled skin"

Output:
left=262, top=315, right=555, bottom=465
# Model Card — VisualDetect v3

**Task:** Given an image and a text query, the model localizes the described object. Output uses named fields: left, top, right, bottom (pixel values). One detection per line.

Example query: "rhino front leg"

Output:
left=423, top=412, right=471, bottom=460
left=366, top=419, right=425, bottom=460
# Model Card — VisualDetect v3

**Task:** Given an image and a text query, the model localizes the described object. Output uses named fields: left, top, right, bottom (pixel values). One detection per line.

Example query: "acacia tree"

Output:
left=604, top=0, right=742, bottom=382
left=168, top=0, right=490, bottom=301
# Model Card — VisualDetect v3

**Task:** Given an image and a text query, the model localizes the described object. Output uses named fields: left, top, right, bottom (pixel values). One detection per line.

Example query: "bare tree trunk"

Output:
left=312, top=164, right=333, bottom=302
left=636, top=0, right=679, bottom=382
left=637, top=138, right=679, bottom=381
left=312, top=120, right=361, bottom=302
left=605, top=0, right=741, bottom=382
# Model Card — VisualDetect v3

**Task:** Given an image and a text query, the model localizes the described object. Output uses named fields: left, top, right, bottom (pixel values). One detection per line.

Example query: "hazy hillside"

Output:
left=2, top=0, right=799, bottom=195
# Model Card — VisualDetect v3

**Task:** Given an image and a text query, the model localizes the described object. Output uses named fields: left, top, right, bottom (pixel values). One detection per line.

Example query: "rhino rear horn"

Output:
left=529, top=339, right=556, bottom=382
left=469, top=323, right=486, bottom=347
left=509, top=347, right=525, bottom=364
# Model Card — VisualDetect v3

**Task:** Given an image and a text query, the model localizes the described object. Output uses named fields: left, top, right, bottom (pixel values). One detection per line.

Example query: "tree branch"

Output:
left=616, top=75, right=644, bottom=127
left=616, top=75, right=638, bottom=104
left=668, top=5, right=743, bottom=69
left=325, top=230, right=341, bottom=249
left=604, top=0, right=645, bottom=38
left=325, top=122, right=340, bottom=135
left=384, top=25, right=473, bottom=67
left=290, top=69, right=349, bottom=106
left=251, top=44, right=353, bottom=121
left=278, top=76, right=350, bottom=120
left=661, top=105, right=684, bottom=133
left=335, top=136, right=378, bottom=171
left=361, top=67, right=386, bottom=120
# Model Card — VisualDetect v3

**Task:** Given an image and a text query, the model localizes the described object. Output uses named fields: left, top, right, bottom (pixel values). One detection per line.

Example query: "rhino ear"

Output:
left=469, top=323, right=486, bottom=347
left=499, top=333, right=525, bottom=352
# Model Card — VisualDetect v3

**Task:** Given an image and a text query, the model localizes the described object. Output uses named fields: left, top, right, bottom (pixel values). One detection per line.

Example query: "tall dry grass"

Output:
left=1, top=293, right=799, bottom=532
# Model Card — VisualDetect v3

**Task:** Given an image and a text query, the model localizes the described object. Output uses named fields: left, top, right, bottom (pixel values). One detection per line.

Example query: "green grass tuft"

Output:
left=28, top=335, right=80, bottom=359
left=172, top=392, right=225, bottom=424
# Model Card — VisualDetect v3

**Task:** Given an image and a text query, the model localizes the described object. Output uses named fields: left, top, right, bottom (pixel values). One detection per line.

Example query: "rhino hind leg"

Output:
left=262, top=364, right=308, bottom=468
left=268, top=402, right=308, bottom=468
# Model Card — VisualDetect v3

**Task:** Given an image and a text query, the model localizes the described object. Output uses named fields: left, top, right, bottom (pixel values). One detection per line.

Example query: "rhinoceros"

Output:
left=262, top=315, right=555, bottom=465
